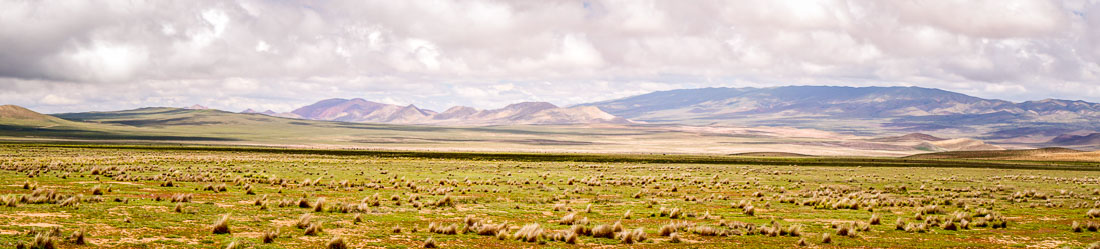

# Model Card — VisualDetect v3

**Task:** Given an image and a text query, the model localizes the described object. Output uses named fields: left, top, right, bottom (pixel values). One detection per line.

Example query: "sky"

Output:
left=2, top=0, right=1100, bottom=113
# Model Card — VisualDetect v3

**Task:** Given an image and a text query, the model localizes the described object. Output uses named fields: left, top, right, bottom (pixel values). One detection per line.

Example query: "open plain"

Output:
left=1, top=143, right=1098, bottom=248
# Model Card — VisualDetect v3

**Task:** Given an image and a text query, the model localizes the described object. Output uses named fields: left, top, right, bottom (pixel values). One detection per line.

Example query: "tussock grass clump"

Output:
left=91, top=185, right=104, bottom=195
left=869, top=214, right=881, bottom=225
left=262, top=230, right=277, bottom=243
left=821, top=233, right=832, bottom=244
left=69, top=229, right=85, bottom=245
left=296, top=213, right=313, bottom=229
left=21, top=231, right=58, bottom=249
left=58, top=196, right=79, bottom=208
left=623, top=210, right=632, bottom=219
left=558, top=212, right=578, bottom=225
left=783, top=224, right=803, bottom=237
left=919, top=205, right=944, bottom=215
left=592, top=224, right=615, bottom=238
left=618, top=227, right=646, bottom=244
left=904, top=222, right=928, bottom=233
left=313, top=197, right=326, bottom=212
left=564, top=231, right=578, bottom=244
left=834, top=222, right=855, bottom=236
left=1088, top=209, right=1100, bottom=218
left=434, top=195, right=454, bottom=207
left=304, top=222, right=324, bottom=236
left=664, top=208, right=682, bottom=218
left=170, top=193, right=192, bottom=203
left=659, top=207, right=683, bottom=219
left=298, top=197, right=311, bottom=208
left=429, top=222, right=458, bottom=235
left=423, top=237, right=437, bottom=248
left=476, top=222, right=507, bottom=236
left=326, top=236, right=347, bottom=249
left=668, top=232, right=681, bottom=243
left=692, top=225, right=719, bottom=236
left=1072, top=221, right=1082, bottom=232
left=212, top=214, right=231, bottom=234
left=570, top=224, right=591, bottom=236
left=942, top=220, right=958, bottom=230
left=513, top=223, right=543, bottom=243
left=659, top=221, right=691, bottom=236
left=464, top=215, right=480, bottom=227
left=1, top=195, right=18, bottom=207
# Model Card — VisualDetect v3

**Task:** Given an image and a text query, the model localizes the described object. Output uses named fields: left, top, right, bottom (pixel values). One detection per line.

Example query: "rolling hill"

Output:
left=905, top=147, right=1085, bottom=160
left=0, top=105, right=69, bottom=124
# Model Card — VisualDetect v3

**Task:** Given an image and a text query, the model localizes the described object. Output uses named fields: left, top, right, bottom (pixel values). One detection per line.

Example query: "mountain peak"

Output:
left=186, top=104, right=209, bottom=110
left=503, top=102, right=557, bottom=111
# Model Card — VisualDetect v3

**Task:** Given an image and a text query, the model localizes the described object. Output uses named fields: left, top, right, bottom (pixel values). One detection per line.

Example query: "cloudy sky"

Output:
left=2, top=0, right=1100, bottom=113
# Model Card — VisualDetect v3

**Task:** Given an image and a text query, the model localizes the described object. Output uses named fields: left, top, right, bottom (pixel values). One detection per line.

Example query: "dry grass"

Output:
left=212, top=214, right=231, bottom=234
left=326, top=236, right=347, bottom=249
left=423, top=237, right=437, bottom=248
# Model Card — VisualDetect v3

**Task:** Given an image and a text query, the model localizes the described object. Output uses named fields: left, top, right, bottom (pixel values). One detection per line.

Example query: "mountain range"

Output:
left=582, top=86, right=1100, bottom=143
left=262, top=98, right=629, bottom=125
left=4, top=85, right=1100, bottom=149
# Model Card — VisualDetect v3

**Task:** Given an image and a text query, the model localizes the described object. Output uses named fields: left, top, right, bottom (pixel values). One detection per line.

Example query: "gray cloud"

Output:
left=1, top=0, right=1098, bottom=113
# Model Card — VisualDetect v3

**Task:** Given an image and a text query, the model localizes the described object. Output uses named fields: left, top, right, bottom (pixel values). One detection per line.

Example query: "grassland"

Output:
left=1, top=143, right=1099, bottom=248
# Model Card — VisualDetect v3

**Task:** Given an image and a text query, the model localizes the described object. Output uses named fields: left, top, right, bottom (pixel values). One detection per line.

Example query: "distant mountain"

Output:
left=581, top=86, right=1100, bottom=140
left=1049, top=133, right=1100, bottom=146
left=185, top=104, right=209, bottom=110
left=242, top=109, right=280, bottom=115
left=869, top=133, right=946, bottom=142
left=916, top=138, right=1003, bottom=152
left=289, top=98, right=629, bottom=125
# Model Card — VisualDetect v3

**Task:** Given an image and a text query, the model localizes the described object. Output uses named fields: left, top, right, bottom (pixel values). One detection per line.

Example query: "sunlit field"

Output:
left=1, top=143, right=1099, bottom=248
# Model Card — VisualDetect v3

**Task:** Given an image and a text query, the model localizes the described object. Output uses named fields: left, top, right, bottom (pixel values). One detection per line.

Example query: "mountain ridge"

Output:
left=580, top=86, right=1100, bottom=142
left=286, top=99, right=628, bottom=125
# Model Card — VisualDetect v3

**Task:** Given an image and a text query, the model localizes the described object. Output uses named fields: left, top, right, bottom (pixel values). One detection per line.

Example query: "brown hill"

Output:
left=0, top=105, right=58, bottom=121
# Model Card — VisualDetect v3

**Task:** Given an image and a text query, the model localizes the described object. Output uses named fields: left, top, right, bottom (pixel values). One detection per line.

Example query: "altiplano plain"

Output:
left=1, top=144, right=1099, bottom=248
